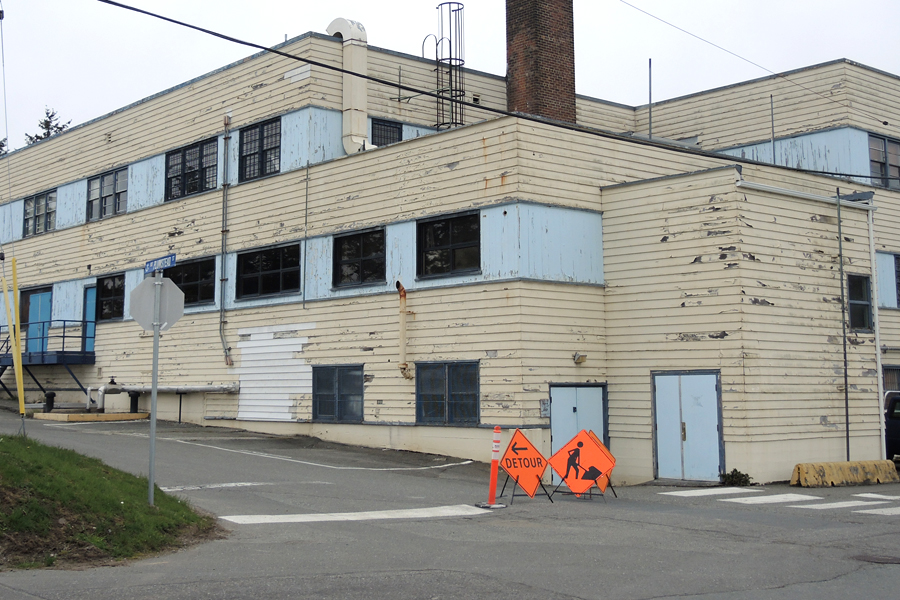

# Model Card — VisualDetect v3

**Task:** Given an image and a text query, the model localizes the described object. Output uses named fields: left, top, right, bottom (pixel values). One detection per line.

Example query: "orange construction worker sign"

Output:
left=500, top=429, right=548, bottom=498
left=548, top=430, right=616, bottom=497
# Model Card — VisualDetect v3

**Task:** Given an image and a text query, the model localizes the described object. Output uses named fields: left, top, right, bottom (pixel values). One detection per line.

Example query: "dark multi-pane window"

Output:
left=239, top=118, right=281, bottom=182
left=97, top=274, right=125, bottom=321
left=372, top=119, right=402, bottom=147
left=333, top=229, right=386, bottom=287
left=417, top=213, right=480, bottom=277
left=416, top=362, right=479, bottom=425
left=164, top=258, right=216, bottom=306
left=869, top=134, right=900, bottom=190
left=23, top=191, right=56, bottom=237
left=236, top=245, right=300, bottom=299
left=884, top=368, right=900, bottom=394
left=313, top=365, right=364, bottom=422
left=87, top=169, right=128, bottom=221
left=848, top=274, right=872, bottom=330
left=166, top=139, right=217, bottom=200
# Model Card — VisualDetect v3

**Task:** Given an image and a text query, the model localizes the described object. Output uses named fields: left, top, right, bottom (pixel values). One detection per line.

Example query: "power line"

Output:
left=89, top=0, right=900, bottom=190
left=0, top=0, right=13, bottom=270
left=618, top=0, right=893, bottom=129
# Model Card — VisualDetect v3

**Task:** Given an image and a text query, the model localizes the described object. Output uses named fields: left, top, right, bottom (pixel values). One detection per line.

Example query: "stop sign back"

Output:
left=129, top=276, right=185, bottom=332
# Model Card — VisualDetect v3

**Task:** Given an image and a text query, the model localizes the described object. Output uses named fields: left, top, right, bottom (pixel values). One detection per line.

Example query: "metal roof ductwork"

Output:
left=326, top=18, right=370, bottom=154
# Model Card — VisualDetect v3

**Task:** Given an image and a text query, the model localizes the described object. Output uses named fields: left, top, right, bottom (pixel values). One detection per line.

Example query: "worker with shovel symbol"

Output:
left=565, top=441, right=584, bottom=479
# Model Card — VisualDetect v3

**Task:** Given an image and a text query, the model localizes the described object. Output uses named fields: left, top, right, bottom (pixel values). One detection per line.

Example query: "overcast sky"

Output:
left=1, top=0, right=898, bottom=151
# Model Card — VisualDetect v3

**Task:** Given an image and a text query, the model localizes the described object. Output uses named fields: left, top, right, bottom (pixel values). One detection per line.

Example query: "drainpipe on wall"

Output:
left=219, top=114, right=234, bottom=366
left=326, top=18, right=369, bottom=154
left=868, top=201, right=886, bottom=459
left=396, top=281, right=413, bottom=380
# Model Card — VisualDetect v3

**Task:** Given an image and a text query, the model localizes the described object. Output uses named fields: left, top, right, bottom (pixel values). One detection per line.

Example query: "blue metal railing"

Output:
left=0, top=319, right=96, bottom=358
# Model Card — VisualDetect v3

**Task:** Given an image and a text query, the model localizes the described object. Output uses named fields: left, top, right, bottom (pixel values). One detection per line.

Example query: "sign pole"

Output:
left=148, top=270, right=162, bottom=506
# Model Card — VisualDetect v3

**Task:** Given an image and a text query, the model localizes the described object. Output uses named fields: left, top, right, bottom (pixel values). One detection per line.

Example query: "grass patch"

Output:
left=0, top=434, right=219, bottom=569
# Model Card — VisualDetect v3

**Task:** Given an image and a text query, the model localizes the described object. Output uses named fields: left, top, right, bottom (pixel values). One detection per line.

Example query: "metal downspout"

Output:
left=869, top=202, right=886, bottom=459
left=396, top=281, right=413, bottom=379
left=219, top=115, right=233, bottom=366
left=837, top=187, right=850, bottom=461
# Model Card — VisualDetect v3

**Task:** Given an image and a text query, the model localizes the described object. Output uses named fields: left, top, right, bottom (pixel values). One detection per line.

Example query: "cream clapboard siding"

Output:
left=634, top=61, right=854, bottom=150
left=602, top=166, right=879, bottom=482
left=735, top=165, right=876, bottom=447
left=513, top=119, right=727, bottom=209
left=367, top=49, right=507, bottom=127
left=841, top=63, right=900, bottom=141
left=576, top=96, right=636, bottom=133
left=0, top=35, right=513, bottom=206
left=6, top=117, right=520, bottom=293
left=601, top=169, right=744, bottom=481
left=0, top=35, right=346, bottom=204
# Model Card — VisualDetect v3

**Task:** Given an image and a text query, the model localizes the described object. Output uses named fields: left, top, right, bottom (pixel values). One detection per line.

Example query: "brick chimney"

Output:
left=506, top=0, right=576, bottom=123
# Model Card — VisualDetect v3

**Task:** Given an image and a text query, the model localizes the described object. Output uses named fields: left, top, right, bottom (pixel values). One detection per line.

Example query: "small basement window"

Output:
left=848, top=274, right=872, bottom=330
left=371, top=119, right=402, bottom=147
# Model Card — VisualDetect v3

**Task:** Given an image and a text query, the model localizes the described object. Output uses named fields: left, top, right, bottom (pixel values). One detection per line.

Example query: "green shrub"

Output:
left=721, top=468, right=752, bottom=486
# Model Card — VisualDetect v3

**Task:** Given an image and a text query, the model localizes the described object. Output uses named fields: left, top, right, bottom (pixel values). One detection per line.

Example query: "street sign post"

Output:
left=131, top=256, right=184, bottom=506
left=499, top=429, right=549, bottom=498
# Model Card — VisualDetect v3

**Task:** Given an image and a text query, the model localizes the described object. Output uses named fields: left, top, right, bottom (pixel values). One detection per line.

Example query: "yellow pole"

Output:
left=1, top=276, right=18, bottom=413
left=4, top=259, right=27, bottom=415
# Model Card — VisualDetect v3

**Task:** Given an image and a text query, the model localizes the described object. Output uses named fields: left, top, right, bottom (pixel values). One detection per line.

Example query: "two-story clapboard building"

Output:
left=2, top=0, right=899, bottom=484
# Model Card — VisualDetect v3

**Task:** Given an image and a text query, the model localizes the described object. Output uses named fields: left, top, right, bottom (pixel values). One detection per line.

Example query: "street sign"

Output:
left=144, top=253, right=176, bottom=275
left=548, top=430, right=616, bottom=497
left=130, top=276, right=184, bottom=332
left=500, top=429, right=548, bottom=498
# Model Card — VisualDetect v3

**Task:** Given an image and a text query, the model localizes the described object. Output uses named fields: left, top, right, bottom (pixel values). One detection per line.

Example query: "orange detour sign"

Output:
left=500, top=429, right=548, bottom=498
left=548, top=430, right=616, bottom=497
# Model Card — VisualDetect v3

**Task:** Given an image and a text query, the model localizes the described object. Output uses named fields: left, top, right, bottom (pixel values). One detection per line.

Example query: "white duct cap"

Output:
left=326, top=18, right=367, bottom=44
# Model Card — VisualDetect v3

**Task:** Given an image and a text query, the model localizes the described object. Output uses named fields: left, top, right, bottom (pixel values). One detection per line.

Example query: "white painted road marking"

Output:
left=721, top=493, right=822, bottom=504
left=789, top=500, right=890, bottom=510
left=660, top=487, right=763, bottom=497
left=221, top=504, right=491, bottom=525
left=169, top=438, right=474, bottom=471
left=44, top=422, right=474, bottom=472
left=160, top=482, right=307, bottom=492
left=854, top=493, right=900, bottom=500
left=854, top=506, right=900, bottom=516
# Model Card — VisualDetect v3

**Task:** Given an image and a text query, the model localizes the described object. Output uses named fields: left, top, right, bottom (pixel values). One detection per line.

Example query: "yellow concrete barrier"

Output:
left=791, top=460, right=899, bottom=487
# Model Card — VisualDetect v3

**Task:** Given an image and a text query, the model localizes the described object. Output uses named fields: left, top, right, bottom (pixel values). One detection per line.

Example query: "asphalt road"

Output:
left=1, top=410, right=899, bottom=600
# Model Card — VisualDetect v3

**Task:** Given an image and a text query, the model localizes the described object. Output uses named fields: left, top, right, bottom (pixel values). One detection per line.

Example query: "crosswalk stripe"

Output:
left=221, top=504, right=491, bottom=524
left=853, top=493, right=900, bottom=500
left=659, top=487, right=763, bottom=497
left=789, top=500, right=890, bottom=510
left=854, top=506, right=900, bottom=516
left=721, top=493, right=821, bottom=504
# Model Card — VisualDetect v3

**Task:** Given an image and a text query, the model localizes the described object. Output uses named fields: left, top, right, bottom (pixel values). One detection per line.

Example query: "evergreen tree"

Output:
left=25, top=108, right=70, bottom=145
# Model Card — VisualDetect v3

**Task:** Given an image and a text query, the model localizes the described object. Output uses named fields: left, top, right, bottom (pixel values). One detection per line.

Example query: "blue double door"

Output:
left=550, top=385, right=605, bottom=485
left=653, top=372, right=723, bottom=481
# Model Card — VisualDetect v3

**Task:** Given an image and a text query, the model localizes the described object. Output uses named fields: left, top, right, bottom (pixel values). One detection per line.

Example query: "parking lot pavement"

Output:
left=2, top=410, right=900, bottom=600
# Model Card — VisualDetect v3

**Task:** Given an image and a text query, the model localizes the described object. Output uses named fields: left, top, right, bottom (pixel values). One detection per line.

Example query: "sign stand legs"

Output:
left=499, top=473, right=553, bottom=504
